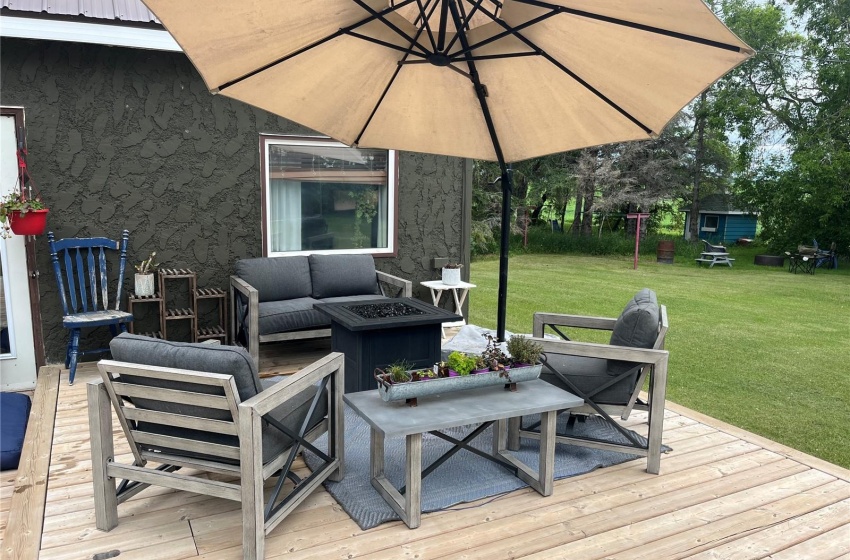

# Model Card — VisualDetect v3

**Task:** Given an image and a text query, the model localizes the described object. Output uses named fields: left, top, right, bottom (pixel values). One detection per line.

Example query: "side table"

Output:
left=420, top=280, right=476, bottom=338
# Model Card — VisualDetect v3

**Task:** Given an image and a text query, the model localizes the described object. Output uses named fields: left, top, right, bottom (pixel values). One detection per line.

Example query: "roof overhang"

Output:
left=0, top=15, right=181, bottom=52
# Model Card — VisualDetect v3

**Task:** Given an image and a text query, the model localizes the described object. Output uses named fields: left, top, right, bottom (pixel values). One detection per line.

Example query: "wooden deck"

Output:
left=3, top=339, right=849, bottom=560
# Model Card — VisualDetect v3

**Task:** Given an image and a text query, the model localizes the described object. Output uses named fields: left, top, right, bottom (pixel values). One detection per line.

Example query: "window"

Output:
left=701, top=215, right=719, bottom=232
left=260, top=135, right=397, bottom=256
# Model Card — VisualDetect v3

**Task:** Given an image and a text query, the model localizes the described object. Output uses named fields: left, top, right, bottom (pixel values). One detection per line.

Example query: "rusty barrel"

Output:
left=656, top=240, right=675, bottom=264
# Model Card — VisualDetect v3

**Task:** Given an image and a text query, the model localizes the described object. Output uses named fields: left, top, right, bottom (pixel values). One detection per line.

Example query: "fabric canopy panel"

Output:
left=143, top=0, right=752, bottom=163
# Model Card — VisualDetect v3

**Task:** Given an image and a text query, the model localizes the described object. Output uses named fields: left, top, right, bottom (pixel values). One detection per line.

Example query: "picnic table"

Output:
left=696, top=251, right=735, bottom=268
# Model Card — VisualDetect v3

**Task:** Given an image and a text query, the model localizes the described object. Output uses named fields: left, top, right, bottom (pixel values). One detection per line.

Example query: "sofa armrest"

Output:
left=532, top=312, right=618, bottom=337
left=230, top=275, right=260, bottom=367
left=376, top=270, right=412, bottom=297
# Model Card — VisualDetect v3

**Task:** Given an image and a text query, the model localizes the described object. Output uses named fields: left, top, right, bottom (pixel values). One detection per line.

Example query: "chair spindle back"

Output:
left=47, top=230, right=129, bottom=315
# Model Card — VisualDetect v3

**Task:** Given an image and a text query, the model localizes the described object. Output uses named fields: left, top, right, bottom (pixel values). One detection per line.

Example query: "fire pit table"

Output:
left=314, top=298, right=462, bottom=393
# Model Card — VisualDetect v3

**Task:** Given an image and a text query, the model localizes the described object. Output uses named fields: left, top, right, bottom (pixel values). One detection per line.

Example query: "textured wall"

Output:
left=1, top=38, right=468, bottom=363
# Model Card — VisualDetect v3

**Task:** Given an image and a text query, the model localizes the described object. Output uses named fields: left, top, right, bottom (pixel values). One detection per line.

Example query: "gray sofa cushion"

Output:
left=234, top=256, right=312, bottom=303
left=608, top=288, right=660, bottom=377
left=542, top=354, right=639, bottom=405
left=309, top=254, right=380, bottom=299
left=258, top=297, right=327, bottom=335
left=110, top=333, right=262, bottom=402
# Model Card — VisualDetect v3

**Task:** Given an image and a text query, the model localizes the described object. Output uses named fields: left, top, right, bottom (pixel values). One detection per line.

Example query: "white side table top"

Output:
left=420, top=280, right=477, bottom=290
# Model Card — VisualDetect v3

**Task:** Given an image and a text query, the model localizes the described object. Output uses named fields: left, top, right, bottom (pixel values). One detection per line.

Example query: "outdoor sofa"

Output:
left=230, top=254, right=412, bottom=366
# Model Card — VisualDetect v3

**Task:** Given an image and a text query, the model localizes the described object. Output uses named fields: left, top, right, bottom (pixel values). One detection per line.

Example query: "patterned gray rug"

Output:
left=305, top=405, right=661, bottom=530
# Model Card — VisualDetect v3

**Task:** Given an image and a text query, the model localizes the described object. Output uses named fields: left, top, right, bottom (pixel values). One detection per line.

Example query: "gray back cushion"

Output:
left=109, top=334, right=262, bottom=419
left=309, top=254, right=380, bottom=299
left=234, top=256, right=312, bottom=303
left=608, top=288, right=660, bottom=376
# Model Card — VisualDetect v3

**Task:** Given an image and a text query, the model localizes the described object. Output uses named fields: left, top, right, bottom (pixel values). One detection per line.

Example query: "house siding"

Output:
left=1, top=38, right=468, bottom=363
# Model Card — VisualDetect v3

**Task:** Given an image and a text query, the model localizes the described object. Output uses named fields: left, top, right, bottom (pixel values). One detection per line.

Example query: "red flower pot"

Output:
left=8, top=209, right=49, bottom=236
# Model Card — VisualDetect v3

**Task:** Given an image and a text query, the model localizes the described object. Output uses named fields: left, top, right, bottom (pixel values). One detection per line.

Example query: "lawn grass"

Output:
left=468, top=251, right=850, bottom=468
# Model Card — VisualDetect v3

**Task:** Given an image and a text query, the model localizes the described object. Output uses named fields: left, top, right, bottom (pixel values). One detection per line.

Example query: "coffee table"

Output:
left=344, top=380, right=583, bottom=528
left=315, top=298, right=461, bottom=393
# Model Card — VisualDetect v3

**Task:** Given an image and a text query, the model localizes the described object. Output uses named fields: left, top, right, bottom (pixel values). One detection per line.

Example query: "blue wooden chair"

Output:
left=48, top=230, right=133, bottom=384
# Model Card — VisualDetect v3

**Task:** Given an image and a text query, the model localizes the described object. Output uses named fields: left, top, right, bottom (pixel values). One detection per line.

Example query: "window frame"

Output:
left=259, top=134, right=398, bottom=258
left=701, top=214, right=719, bottom=232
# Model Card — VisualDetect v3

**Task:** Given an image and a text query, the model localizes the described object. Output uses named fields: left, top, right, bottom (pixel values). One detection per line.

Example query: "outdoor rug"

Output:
left=305, top=405, right=665, bottom=530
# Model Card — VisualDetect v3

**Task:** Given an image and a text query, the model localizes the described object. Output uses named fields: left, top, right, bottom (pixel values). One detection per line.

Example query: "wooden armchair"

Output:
left=511, top=289, right=669, bottom=473
left=88, top=337, right=344, bottom=560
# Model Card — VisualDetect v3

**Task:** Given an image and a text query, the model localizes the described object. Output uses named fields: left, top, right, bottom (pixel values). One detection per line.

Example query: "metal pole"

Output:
left=447, top=0, right=512, bottom=342
left=496, top=167, right=512, bottom=341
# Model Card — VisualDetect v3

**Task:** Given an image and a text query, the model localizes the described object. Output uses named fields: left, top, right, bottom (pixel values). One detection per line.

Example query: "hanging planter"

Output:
left=8, top=208, right=49, bottom=236
left=0, top=192, right=48, bottom=239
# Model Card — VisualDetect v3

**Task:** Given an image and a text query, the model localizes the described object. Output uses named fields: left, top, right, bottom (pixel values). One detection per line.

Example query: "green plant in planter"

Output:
left=506, top=335, right=544, bottom=366
left=447, top=351, right=477, bottom=376
left=386, top=360, right=413, bottom=383
left=0, top=192, right=46, bottom=239
left=474, top=354, right=488, bottom=371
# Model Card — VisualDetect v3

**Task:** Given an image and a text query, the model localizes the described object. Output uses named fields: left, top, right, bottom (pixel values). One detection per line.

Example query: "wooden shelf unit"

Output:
left=127, top=269, right=227, bottom=344
left=127, top=292, right=164, bottom=339
left=159, top=268, right=197, bottom=342
left=194, top=287, right=228, bottom=344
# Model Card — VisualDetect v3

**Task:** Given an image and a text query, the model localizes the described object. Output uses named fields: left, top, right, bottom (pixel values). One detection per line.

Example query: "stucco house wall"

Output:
left=0, top=38, right=470, bottom=363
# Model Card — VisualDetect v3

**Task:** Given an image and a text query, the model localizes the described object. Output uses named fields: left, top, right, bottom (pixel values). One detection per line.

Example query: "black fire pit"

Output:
left=314, top=298, right=462, bottom=393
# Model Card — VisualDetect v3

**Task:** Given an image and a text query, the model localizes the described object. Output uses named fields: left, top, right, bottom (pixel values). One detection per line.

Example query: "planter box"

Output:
left=375, top=364, right=542, bottom=404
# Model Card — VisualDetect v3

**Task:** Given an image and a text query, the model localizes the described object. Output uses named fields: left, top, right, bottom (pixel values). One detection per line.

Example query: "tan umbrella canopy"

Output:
left=143, top=0, right=753, bottom=338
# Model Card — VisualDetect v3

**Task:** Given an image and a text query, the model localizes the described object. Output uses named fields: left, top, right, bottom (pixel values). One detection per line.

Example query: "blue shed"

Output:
left=682, top=194, right=758, bottom=244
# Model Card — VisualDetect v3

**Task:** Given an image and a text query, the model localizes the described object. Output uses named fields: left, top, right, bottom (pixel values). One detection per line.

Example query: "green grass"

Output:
left=468, top=252, right=850, bottom=468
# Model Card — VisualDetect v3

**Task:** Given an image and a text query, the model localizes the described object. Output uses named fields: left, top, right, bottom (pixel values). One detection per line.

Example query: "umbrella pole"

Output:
left=496, top=166, right=511, bottom=342
left=445, top=0, right=512, bottom=341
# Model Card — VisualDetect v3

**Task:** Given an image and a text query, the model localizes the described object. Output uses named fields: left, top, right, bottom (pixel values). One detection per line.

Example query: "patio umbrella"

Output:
left=142, top=0, right=753, bottom=340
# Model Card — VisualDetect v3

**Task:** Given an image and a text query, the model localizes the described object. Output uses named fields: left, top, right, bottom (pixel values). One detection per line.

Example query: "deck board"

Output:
left=3, top=338, right=849, bottom=559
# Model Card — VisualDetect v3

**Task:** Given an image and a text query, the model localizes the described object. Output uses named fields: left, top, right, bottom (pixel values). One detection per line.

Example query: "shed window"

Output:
left=260, top=135, right=397, bottom=256
left=701, top=215, right=719, bottom=232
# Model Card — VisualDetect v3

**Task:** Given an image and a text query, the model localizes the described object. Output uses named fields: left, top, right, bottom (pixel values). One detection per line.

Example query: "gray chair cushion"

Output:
left=309, top=254, right=380, bottom=299
left=542, top=354, right=639, bottom=405
left=234, top=256, right=312, bottom=303
left=257, top=297, right=327, bottom=335
left=110, top=333, right=262, bottom=403
left=608, top=288, right=660, bottom=377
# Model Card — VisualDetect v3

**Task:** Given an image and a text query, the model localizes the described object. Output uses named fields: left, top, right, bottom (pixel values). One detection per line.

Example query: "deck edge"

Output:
left=2, top=366, right=61, bottom=560
left=665, top=399, right=850, bottom=482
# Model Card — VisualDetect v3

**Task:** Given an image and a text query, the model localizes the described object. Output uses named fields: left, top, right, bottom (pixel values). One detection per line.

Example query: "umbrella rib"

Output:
left=216, top=0, right=420, bottom=92
left=353, top=0, right=431, bottom=56
left=415, top=0, right=439, bottom=52
left=353, top=1, right=443, bottom=146
left=443, top=0, right=489, bottom=53
left=345, top=30, right=429, bottom=58
left=452, top=9, right=559, bottom=59
left=513, top=0, right=747, bottom=53
left=448, top=0, right=507, bottom=166
left=469, top=2, right=654, bottom=135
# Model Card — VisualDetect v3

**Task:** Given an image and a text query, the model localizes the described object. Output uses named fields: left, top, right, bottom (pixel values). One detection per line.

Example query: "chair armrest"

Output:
left=376, top=270, right=412, bottom=297
left=240, top=352, right=345, bottom=417
left=532, top=312, right=617, bottom=337
left=230, top=275, right=260, bottom=366
left=532, top=337, right=668, bottom=366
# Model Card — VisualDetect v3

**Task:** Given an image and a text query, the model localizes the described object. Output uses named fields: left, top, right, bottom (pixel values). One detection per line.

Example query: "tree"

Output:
left=723, top=0, right=849, bottom=252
